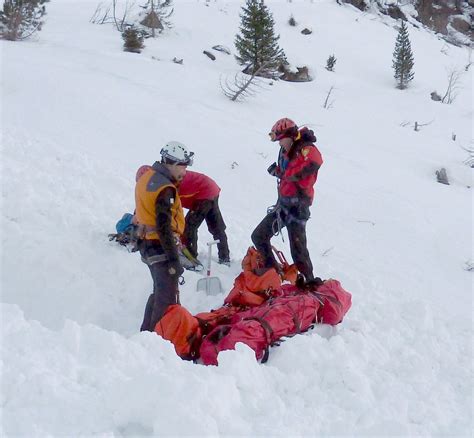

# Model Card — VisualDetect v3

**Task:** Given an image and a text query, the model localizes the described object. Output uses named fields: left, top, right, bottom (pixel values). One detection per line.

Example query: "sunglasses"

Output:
left=269, top=131, right=287, bottom=141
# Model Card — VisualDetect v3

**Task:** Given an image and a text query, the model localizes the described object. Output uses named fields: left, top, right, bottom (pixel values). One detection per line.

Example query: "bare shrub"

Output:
left=323, top=86, right=335, bottom=109
left=220, top=64, right=267, bottom=102
left=441, top=69, right=463, bottom=104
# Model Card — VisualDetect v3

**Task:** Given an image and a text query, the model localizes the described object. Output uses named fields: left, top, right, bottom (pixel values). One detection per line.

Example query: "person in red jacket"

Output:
left=179, top=170, right=230, bottom=265
left=136, top=167, right=230, bottom=265
left=251, top=118, right=323, bottom=282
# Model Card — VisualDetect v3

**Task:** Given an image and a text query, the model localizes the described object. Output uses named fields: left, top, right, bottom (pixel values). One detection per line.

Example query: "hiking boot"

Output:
left=296, top=274, right=324, bottom=290
left=306, top=277, right=324, bottom=289
left=218, top=257, right=231, bottom=266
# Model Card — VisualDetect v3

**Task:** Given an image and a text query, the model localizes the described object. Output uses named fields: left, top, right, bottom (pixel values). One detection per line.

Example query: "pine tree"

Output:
left=0, top=0, right=48, bottom=41
left=140, top=0, right=173, bottom=37
left=326, top=54, right=336, bottom=72
left=392, top=21, right=414, bottom=89
left=122, top=26, right=145, bottom=54
left=235, top=0, right=286, bottom=77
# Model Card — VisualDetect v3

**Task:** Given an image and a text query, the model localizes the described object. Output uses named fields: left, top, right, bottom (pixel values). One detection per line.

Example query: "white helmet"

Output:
left=160, top=141, right=194, bottom=166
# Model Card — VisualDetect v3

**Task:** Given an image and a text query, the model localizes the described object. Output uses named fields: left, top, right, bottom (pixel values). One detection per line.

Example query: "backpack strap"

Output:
left=243, top=317, right=274, bottom=345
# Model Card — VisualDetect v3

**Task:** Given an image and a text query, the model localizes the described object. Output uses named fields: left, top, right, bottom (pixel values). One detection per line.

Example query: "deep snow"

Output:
left=1, top=0, right=472, bottom=436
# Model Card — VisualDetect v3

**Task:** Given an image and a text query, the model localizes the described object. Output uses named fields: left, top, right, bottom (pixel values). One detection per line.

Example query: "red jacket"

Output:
left=178, top=170, right=221, bottom=210
left=278, top=128, right=323, bottom=205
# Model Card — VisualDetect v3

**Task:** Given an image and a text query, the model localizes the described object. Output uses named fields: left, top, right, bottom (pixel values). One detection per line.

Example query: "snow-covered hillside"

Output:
left=1, top=0, right=472, bottom=436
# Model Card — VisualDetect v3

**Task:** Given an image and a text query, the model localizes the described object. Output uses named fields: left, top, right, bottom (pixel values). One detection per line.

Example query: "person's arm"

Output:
left=285, top=146, right=322, bottom=182
left=286, top=161, right=320, bottom=181
left=155, top=187, right=180, bottom=264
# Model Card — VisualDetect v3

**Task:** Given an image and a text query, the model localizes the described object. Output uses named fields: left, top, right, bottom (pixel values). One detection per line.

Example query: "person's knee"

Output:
left=186, top=210, right=204, bottom=229
left=212, top=228, right=227, bottom=241
left=251, top=228, right=262, bottom=246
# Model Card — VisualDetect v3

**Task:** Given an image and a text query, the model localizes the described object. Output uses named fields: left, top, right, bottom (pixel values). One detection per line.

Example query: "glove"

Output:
left=267, top=162, right=279, bottom=177
left=167, top=259, right=184, bottom=278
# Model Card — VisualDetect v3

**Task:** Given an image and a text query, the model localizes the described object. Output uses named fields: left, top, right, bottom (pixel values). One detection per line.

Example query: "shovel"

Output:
left=196, top=240, right=223, bottom=296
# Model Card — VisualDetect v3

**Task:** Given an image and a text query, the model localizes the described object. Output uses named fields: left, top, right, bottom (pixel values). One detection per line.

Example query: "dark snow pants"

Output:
left=139, top=240, right=179, bottom=332
left=183, top=197, right=230, bottom=261
left=251, top=204, right=314, bottom=281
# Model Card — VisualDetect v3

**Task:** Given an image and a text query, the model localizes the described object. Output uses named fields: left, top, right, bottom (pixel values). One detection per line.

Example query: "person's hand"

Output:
left=267, top=162, right=279, bottom=177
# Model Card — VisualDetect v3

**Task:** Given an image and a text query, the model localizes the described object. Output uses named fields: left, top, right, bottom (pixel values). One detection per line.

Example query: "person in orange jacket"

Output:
left=136, top=167, right=230, bottom=265
left=135, top=141, right=193, bottom=332
left=251, top=118, right=323, bottom=282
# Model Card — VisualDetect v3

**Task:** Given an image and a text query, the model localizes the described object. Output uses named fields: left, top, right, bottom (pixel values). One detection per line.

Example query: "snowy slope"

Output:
left=1, top=0, right=472, bottom=436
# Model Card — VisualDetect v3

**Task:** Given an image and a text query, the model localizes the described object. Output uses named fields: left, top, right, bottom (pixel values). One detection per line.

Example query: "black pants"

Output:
left=139, top=240, right=179, bottom=332
left=251, top=205, right=314, bottom=281
left=183, top=197, right=230, bottom=261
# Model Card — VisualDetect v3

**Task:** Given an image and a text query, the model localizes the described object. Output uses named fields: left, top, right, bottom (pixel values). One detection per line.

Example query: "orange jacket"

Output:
left=135, top=163, right=185, bottom=241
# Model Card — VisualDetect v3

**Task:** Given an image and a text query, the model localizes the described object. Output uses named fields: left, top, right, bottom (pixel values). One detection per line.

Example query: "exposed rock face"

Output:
left=203, top=50, right=216, bottom=61
left=384, top=5, right=407, bottom=21
left=436, top=168, right=450, bottom=185
left=212, top=45, right=231, bottom=55
left=343, top=0, right=368, bottom=11
left=279, top=65, right=313, bottom=82
left=451, top=15, right=471, bottom=33
left=341, top=0, right=472, bottom=44
left=417, top=0, right=452, bottom=34
left=431, top=91, right=442, bottom=101
left=416, top=0, right=473, bottom=42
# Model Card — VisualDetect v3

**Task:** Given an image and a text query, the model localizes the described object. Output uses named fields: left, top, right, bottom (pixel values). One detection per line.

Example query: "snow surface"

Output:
left=1, top=0, right=472, bottom=436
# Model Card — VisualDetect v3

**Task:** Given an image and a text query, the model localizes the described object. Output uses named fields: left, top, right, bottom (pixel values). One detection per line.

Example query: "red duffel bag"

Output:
left=200, top=294, right=321, bottom=365
left=231, top=295, right=320, bottom=342
left=314, top=279, right=352, bottom=325
left=277, top=280, right=352, bottom=326
left=200, top=322, right=269, bottom=366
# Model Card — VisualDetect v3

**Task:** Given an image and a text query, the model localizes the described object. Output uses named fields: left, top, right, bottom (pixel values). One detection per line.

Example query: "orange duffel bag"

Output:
left=224, top=268, right=281, bottom=307
left=154, top=305, right=202, bottom=360
left=195, top=305, right=241, bottom=335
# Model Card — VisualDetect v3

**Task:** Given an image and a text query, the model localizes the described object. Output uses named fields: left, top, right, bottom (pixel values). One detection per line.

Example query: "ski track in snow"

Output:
left=1, top=0, right=472, bottom=436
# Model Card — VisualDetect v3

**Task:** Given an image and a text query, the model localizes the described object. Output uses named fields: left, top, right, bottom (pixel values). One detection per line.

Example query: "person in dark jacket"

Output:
left=179, top=170, right=230, bottom=265
left=251, top=118, right=323, bottom=282
left=135, top=140, right=193, bottom=332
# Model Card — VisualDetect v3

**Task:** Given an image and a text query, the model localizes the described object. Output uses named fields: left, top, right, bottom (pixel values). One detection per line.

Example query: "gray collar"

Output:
left=152, top=161, right=174, bottom=183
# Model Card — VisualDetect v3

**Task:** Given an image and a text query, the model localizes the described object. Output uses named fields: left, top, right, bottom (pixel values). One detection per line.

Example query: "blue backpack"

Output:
left=109, top=213, right=138, bottom=250
left=116, top=213, right=134, bottom=234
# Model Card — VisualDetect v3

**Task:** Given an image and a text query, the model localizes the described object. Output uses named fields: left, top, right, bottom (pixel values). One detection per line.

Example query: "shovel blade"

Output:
left=197, top=276, right=222, bottom=296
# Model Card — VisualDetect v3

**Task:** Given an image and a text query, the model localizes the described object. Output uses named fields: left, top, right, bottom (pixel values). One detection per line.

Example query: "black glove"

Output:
left=267, top=162, right=278, bottom=177
left=167, top=259, right=184, bottom=278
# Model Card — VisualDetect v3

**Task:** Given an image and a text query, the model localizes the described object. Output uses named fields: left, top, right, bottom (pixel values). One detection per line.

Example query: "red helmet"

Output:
left=269, top=118, right=298, bottom=141
left=135, top=165, right=152, bottom=182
